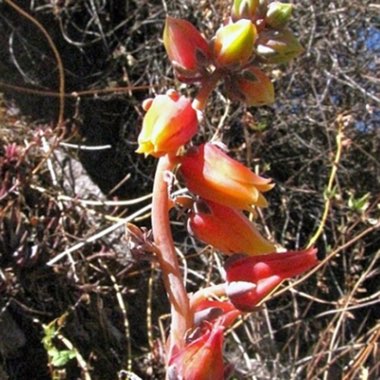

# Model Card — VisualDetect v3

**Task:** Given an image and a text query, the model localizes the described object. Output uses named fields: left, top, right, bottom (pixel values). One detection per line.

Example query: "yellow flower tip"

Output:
left=253, top=192, right=269, bottom=208
left=255, top=180, right=275, bottom=193
left=135, top=141, right=155, bottom=157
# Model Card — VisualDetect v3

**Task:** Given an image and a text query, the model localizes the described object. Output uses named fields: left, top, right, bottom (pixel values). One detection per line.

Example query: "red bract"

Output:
left=136, top=91, right=198, bottom=157
left=163, top=17, right=210, bottom=74
left=168, top=323, right=225, bottom=380
left=188, top=199, right=275, bottom=256
left=179, top=143, right=274, bottom=211
left=225, top=248, right=318, bottom=311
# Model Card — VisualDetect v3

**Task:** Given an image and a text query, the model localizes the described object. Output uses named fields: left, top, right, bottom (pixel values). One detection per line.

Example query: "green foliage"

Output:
left=42, top=315, right=76, bottom=369
left=348, top=192, right=370, bottom=213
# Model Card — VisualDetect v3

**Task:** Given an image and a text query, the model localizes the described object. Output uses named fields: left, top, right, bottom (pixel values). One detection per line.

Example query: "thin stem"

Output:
left=152, top=155, right=192, bottom=359
left=3, top=0, right=65, bottom=128
left=307, top=114, right=345, bottom=248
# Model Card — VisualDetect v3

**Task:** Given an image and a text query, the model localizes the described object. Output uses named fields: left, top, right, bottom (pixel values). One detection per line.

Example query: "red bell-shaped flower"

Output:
left=225, top=248, right=318, bottom=311
left=188, top=199, right=275, bottom=256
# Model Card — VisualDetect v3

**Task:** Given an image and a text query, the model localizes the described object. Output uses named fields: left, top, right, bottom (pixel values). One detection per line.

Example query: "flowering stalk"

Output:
left=151, top=154, right=192, bottom=358
left=134, top=3, right=317, bottom=377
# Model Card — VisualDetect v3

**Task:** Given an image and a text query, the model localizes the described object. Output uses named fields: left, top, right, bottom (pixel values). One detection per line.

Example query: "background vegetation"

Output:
left=0, top=1, right=379, bottom=379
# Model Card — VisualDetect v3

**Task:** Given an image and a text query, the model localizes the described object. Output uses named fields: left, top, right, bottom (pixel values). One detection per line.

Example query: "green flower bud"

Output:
left=231, top=0, right=259, bottom=21
left=265, top=2, right=293, bottom=29
left=256, top=29, right=304, bottom=64
left=213, top=19, right=257, bottom=67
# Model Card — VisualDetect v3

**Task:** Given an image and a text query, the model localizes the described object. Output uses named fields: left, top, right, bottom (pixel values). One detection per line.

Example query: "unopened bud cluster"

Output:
left=164, top=0, right=303, bottom=107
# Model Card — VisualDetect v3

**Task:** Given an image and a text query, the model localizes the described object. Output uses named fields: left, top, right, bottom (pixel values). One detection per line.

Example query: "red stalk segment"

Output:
left=151, top=155, right=192, bottom=359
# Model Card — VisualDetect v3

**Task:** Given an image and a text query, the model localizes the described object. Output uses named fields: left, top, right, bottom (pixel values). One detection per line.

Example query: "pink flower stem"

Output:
left=152, top=154, right=192, bottom=360
left=192, top=70, right=222, bottom=111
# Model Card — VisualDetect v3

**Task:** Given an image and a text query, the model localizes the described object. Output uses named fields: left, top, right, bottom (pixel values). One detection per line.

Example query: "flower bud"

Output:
left=256, top=29, right=304, bottom=64
left=225, top=66, right=274, bottom=106
left=179, top=143, right=273, bottom=211
left=231, top=0, right=259, bottom=21
left=136, top=91, right=198, bottom=157
left=265, top=2, right=293, bottom=29
left=188, top=199, right=275, bottom=256
left=213, top=19, right=257, bottom=67
left=163, top=17, right=210, bottom=74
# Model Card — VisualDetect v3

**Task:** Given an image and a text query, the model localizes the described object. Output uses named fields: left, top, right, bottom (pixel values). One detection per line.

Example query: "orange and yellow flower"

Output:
left=136, top=91, right=198, bottom=157
left=179, top=143, right=274, bottom=211
left=188, top=199, right=275, bottom=255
